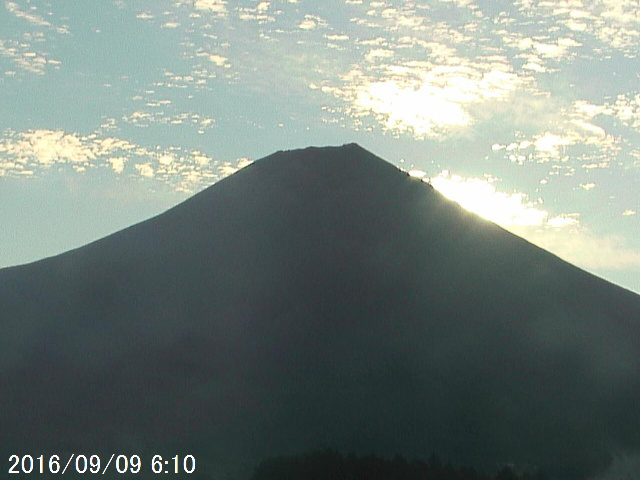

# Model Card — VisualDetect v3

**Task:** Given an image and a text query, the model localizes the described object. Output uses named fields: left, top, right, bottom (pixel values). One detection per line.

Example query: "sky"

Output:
left=0, top=0, right=639, bottom=294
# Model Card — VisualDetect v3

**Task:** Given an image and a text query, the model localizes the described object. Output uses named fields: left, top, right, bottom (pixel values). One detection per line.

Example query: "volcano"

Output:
left=1, top=144, right=639, bottom=479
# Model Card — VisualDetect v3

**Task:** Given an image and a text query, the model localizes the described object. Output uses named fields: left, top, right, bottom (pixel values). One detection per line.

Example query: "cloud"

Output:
left=122, top=109, right=215, bottom=134
left=490, top=100, right=618, bottom=165
left=325, top=34, right=349, bottom=42
left=0, top=130, right=135, bottom=165
left=1, top=1, right=67, bottom=76
left=236, top=0, right=276, bottom=23
left=0, top=39, right=55, bottom=75
left=516, top=0, right=640, bottom=54
left=135, top=163, right=155, bottom=178
left=219, top=158, right=251, bottom=176
left=0, top=129, right=253, bottom=192
left=208, top=54, right=230, bottom=68
left=5, top=1, right=49, bottom=27
left=299, top=14, right=326, bottom=30
left=328, top=59, right=527, bottom=138
left=193, top=0, right=227, bottom=16
left=107, top=157, right=126, bottom=174
left=534, top=132, right=574, bottom=157
left=610, top=93, right=640, bottom=131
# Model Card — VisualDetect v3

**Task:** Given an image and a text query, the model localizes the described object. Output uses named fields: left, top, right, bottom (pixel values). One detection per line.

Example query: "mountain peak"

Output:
left=175, top=142, right=415, bottom=217
left=242, top=142, right=402, bottom=179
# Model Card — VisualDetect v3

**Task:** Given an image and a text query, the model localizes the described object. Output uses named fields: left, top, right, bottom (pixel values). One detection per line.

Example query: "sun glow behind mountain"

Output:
left=404, top=168, right=640, bottom=275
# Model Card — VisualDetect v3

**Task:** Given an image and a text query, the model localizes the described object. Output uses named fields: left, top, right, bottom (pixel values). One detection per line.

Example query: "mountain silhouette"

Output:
left=1, top=144, right=639, bottom=480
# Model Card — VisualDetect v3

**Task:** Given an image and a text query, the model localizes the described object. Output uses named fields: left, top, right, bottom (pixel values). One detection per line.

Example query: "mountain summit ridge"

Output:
left=1, top=144, right=639, bottom=480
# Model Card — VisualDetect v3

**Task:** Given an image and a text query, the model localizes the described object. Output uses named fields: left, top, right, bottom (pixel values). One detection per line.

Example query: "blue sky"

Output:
left=1, top=0, right=639, bottom=294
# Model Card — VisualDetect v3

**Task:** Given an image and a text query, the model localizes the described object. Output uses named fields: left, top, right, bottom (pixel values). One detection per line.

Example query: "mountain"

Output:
left=1, top=144, right=639, bottom=480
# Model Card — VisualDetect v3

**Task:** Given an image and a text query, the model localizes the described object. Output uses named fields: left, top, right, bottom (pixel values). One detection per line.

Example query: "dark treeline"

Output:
left=252, top=449, right=549, bottom=480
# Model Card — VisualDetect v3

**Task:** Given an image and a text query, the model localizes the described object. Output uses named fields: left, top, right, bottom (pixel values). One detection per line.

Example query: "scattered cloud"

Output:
left=219, top=158, right=251, bottom=176
left=0, top=129, right=251, bottom=192
left=0, top=39, right=57, bottom=75
left=610, top=93, right=640, bottom=131
left=135, top=163, right=155, bottom=178
left=491, top=100, right=618, bottom=166
left=299, top=14, right=327, bottom=30
left=193, top=0, right=227, bottom=16
left=122, top=109, right=215, bottom=134
left=1, top=1, right=67, bottom=75
left=0, top=130, right=135, bottom=165
left=5, top=1, right=51, bottom=27
left=326, top=34, right=350, bottom=42
left=236, top=0, right=276, bottom=23
left=208, top=54, right=230, bottom=68
left=325, top=59, right=528, bottom=138
left=136, top=12, right=154, bottom=20
left=107, top=157, right=126, bottom=174
left=516, top=0, right=640, bottom=55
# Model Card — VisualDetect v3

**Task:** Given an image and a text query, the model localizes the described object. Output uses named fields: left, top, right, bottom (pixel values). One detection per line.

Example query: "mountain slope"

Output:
left=1, top=144, right=639, bottom=479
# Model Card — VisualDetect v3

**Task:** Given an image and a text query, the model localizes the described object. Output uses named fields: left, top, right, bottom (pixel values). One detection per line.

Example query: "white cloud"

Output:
left=299, top=15, right=326, bottom=30
left=135, top=163, right=155, bottom=177
left=0, top=130, right=134, bottom=165
left=219, top=157, right=252, bottom=176
left=5, top=1, right=51, bottom=27
left=122, top=109, right=215, bottom=134
left=208, top=54, right=229, bottom=67
left=364, top=48, right=394, bottom=62
left=534, top=132, right=574, bottom=157
left=0, top=39, right=54, bottom=75
left=326, top=34, right=350, bottom=41
left=491, top=100, right=618, bottom=164
left=516, top=0, right=640, bottom=54
left=546, top=213, right=580, bottom=228
left=610, top=93, right=640, bottom=131
left=107, top=157, right=126, bottom=174
left=236, top=0, right=276, bottom=23
left=193, top=0, right=227, bottom=16
left=0, top=130, right=249, bottom=193
left=329, top=59, right=527, bottom=138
